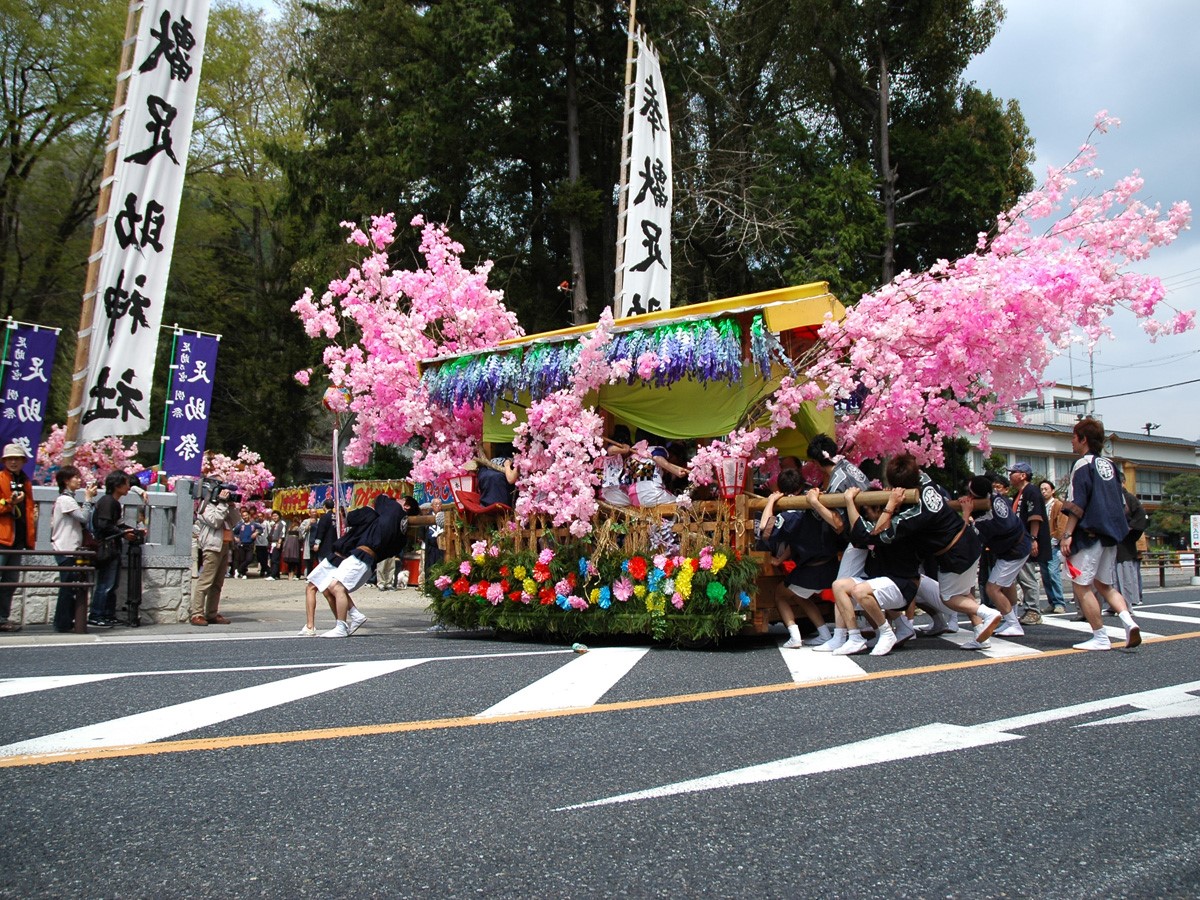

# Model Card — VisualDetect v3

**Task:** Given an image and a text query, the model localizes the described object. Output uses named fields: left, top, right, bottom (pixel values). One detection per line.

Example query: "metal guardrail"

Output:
left=0, top=548, right=96, bottom=633
left=1141, top=552, right=1200, bottom=588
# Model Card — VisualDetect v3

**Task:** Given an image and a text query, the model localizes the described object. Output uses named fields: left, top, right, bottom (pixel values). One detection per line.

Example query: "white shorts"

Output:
left=988, top=555, right=1028, bottom=589
left=1068, top=542, right=1117, bottom=587
left=601, top=485, right=632, bottom=506
left=938, top=563, right=978, bottom=603
left=628, top=481, right=675, bottom=507
left=836, top=546, right=869, bottom=581
left=307, top=555, right=372, bottom=594
left=861, top=577, right=908, bottom=611
left=787, top=584, right=822, bottom=600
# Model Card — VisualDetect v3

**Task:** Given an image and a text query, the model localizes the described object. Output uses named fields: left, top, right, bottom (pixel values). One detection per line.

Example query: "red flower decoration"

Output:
left=628, top=556, right=648, bottom=580
left=452, top=577, right=469, bottom=594
left=509, top=590, right=523, bottom=602
left=533, top=563, right=551, bottom=583
left=539, top=587, right=555, bottom=605
left=500, top=566, right=510, bottom=577
left=663, top=559, right=675, bottom=576
left=781, top=560, right=796, bottom=573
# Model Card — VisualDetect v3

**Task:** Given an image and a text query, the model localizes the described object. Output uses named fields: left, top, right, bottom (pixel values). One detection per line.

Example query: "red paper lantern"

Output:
left=715, top=455, right=748, bottom=500
left=448, top=470, right=478, bottom=513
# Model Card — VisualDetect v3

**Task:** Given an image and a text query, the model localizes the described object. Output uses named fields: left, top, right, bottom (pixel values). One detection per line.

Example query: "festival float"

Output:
left=417, top=283, right=848, bottom=641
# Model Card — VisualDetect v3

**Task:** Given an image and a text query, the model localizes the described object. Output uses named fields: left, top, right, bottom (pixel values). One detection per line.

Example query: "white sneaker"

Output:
left=266, top=576, right=276, bottom=581
left=782, top=635, right=804, bottom=649
left=813, top=632, right=847, bottom=653
left=994, top=620, right=1025, bottom=637
left=960, top=638, right=992, bottom=650
left=893, top=618, right=916, bottom=644
left=320, top=621, right=349, bottom=638
left=347, top=611, right=368, bottom=636
left=1073, top=634, right=1111, bottom=651
left=297, top=625, right=317, bottom=637
left=1124, top=622, right=1142, bottom=649
left=976, top=607, right=1003, bottom=643
left=832, top=635, right=868, bottom=656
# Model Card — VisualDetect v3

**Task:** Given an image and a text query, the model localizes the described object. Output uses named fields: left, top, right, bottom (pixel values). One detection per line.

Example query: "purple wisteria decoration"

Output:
left=420, top=316, right=752, bottom=408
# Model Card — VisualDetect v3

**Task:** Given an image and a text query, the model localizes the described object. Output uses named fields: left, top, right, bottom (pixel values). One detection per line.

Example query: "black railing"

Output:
left=0, top=549, right=96, bottom=634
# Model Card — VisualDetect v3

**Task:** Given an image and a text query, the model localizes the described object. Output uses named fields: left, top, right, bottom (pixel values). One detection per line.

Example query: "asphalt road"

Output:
left=1, top=585, right=1198, bottom=898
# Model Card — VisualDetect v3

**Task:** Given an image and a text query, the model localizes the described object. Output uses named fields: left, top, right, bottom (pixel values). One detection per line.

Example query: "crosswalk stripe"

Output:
left=937, top=630, right=1041, bottom=658
left=1036, top=617, right=1161, bottom=640
left=477, top=647, right=649, bottom=717
left=0, top=664, right=336, bottom=699
left=776, top=644, right=867, bottom=683
left=1127, top=610, right=1200, bottom=626
left=0, top=659, right=429, bottom=757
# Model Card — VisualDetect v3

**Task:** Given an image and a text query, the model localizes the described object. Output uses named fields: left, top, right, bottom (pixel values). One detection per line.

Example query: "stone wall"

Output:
left=8, top=481, right=198, bottom=626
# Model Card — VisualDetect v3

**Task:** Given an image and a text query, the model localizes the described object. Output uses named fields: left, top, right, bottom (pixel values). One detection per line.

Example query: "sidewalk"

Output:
left=0, top=571, right=437, bottom=646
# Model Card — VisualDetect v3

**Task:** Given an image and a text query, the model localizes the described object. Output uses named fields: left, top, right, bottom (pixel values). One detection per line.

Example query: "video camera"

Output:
left=200, top=476, right=242, bottom=504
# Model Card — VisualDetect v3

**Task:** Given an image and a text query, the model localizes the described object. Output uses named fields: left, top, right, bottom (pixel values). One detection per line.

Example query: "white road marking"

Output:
left=478, top=647, right=650, bottom=717
left=559, top=680, right=1200, bottom=810
left=776, top=644, right=867, bottom=683
left=1128, top=610, right=1200, bottom=626
left=0, top=664, right=336, bottom=698
left=1036, top=616, right=1160, bottom=641
left=938, top=630, right=1041, bottom=658
left=0, top=649, right=573, bottom=756
left=0, top=660, right=431, bottom=757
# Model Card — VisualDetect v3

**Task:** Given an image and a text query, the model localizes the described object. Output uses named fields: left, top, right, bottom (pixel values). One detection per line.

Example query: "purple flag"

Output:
left=162, top=332, right=219, bottom=477
left=0, top=324, right=58, bottom=477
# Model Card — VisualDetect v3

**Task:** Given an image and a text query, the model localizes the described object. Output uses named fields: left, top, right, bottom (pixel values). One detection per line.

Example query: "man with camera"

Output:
left=190, top=479, right=241, bottom=626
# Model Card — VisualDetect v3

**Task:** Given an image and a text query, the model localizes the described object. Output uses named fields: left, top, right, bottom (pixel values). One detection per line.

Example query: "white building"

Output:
left=967, top=383, right=1200, bottom=508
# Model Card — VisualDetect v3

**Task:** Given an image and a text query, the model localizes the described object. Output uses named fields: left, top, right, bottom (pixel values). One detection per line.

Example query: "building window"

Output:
left=1135, top=469, right=1174, bottom=503
left=1014, top=454, right=1049, bottom=478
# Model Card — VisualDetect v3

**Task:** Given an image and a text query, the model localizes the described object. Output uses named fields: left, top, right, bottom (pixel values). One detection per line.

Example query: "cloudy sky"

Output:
left=963, top=0, right=1200, bottom=440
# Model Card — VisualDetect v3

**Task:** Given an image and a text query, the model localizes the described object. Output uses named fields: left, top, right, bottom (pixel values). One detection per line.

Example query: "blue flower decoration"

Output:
left=739, top=591, right=751, bottom=608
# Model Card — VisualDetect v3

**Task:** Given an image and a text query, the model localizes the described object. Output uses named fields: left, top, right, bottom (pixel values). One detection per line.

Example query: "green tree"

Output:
left=1148, top=474, right=1200, bottom=545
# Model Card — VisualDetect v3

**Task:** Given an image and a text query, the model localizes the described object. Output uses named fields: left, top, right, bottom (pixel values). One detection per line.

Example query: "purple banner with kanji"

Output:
left=162, top=331, right=218, bottom=477
left=1, top=324, right=58, bottom=477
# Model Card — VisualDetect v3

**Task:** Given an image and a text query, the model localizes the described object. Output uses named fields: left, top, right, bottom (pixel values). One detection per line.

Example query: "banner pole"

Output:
left=331, top=421, right=343, bottom=535
left=157, top=326, right=181, bottom=471
left=62, top=0, right=143, bottom=464
left=612, top=0, right=638, bottom=314
left=1, top=320, right=13, bottom=379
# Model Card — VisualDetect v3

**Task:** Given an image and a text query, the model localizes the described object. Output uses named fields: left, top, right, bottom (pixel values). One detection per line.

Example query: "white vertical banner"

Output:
left=619, top=31, right=672, bottom=318
left=80, top=0, right=210, bottom=441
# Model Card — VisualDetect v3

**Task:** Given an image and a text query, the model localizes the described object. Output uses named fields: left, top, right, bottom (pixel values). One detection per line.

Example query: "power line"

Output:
left=1090, top=376, right=1200, bottom=401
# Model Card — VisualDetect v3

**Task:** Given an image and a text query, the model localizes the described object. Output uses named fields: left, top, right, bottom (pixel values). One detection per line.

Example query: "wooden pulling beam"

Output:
left=746, top=490, right=989, bottom=514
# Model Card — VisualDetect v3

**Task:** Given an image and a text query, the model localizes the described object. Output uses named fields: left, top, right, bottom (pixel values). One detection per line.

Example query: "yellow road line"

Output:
left=3, top=630, right=1196, bottom=769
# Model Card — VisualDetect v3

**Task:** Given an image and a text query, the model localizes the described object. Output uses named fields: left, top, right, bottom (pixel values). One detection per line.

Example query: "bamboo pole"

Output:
left=62, top=0, right=143, bottom=464
left=745, top=491, right=989, bottom=514
left=612, top=0, right=638, bottom=312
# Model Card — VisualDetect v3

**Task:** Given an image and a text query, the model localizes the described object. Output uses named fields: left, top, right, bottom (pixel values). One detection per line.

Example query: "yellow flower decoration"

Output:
left=634, top=584, right=647, bottom=599
left=710, top=552, right=728, bottom=573
left=646, top=592, right=665, bottom=614
left=513, top=565, right=527, bottom=580
left=523, top=578, right=537, bottom=594
left=589, top=588, right=601, bottom=605
left=473, top=554, right=485, bottom=565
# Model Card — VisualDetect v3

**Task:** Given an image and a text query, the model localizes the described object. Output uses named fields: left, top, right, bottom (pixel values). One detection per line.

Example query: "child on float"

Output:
left=624, top=431, right=688, bottom=508
left=964, top=474, right=1032, bottom=637
left=598, top=424, right=634, bottom=507
left=757, top=467, right=837, bottom=648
